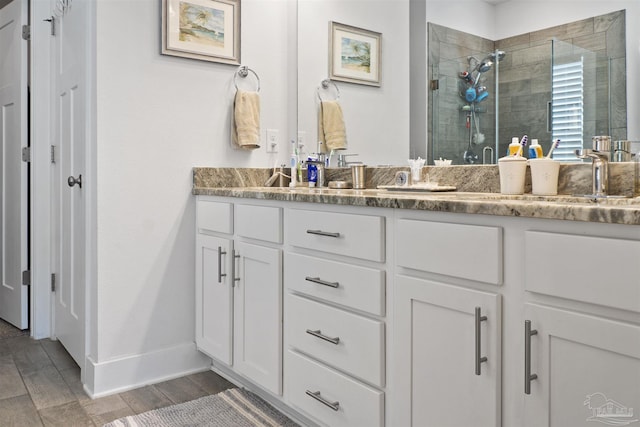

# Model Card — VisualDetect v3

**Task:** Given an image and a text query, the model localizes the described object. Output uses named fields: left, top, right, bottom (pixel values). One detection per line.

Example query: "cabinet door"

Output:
left=524, top=304, right=640, bottom=427
left=195, top=234, right=233, bottom=365
left=393, top=275, right=502, bottom=427
left=233, top=241, right=283, bottom=395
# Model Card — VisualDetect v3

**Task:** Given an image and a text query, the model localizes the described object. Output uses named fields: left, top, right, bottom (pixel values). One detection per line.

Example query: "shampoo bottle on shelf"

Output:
left=528, top=139, right=543, bottom=158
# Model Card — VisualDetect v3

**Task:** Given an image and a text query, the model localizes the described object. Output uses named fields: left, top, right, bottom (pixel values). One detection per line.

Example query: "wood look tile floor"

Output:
left=0, top=334, right=234, bottom=426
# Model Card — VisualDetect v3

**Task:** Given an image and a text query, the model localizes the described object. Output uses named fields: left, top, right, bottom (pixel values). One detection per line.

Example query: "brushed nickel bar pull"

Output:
left=231, top=250, right=240, bottom=286
left=306, top=229, right=340, bottom=238
left=525, top=320, right=538, bottom=394
left=305, top=390, right=340, bottom=411
left=306, top=329, right=340, bottom=345
left=305, top=276, right=339, bottom=288
left=217, top=246, right=227, bottom=283
left=475, top=307, right=488, bottom=375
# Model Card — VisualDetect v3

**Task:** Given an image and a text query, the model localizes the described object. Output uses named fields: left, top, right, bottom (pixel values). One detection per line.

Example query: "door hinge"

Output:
left=22, top=146, right=31, bottom=162
left=430, top=79, right=439, bottom=91
left=22, top=270, right=31, bottom=286
left=51, top=145, right=56, bottom=164
left=51, top=273, right=56, bottom=292
left=22, top=24, right=30, bottom=41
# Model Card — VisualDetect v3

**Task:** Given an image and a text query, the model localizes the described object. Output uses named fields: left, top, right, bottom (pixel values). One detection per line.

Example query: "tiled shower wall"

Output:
left=429, top=10, right=626, bottom=164
left=428, top=24, right=496, bottom=165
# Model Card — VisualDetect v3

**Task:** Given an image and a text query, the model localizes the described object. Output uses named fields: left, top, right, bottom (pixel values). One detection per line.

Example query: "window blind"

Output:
left=551, top=58, right=584, bottom=161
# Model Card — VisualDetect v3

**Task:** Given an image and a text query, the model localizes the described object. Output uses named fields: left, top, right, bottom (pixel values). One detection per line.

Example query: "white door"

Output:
left=51, top=0, right=88, bottom=366
left=195, top=234, right=233, bottom=364
left=233, top=241, right=282, bottom=395
left=394, top=275, right=502, bottom=427
left=0, top=0, right=28, bottom=330
left=524, top=303, right=640, bottom=427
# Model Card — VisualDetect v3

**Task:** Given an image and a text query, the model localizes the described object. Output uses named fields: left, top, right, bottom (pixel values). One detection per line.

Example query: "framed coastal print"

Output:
left=162, top=0, right=240, bottom=65
left=329, top=21, right=381, bottom=87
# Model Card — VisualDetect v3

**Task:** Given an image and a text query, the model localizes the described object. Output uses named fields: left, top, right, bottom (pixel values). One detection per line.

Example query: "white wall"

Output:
left=297, top=0, right=410, bottom=166
left=494, top=0, right=640, bottom=140
left=425, top=0, right=495, bottom=40
left=92, top=0, right=294, bottom=392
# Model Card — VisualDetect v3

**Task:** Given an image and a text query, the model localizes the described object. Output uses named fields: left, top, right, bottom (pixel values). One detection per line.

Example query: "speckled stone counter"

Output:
left=192, top=165, right=640, bottom=225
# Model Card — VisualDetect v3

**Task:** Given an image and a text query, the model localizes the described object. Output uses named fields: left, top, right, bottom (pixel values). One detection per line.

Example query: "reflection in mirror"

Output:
left=296, top=0, right=410, bottom=167
left=428, top=10, right=626, bottom=165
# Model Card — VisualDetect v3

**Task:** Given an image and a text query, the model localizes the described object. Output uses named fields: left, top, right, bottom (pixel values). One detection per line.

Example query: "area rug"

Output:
left=104, top=388, right=299, bottom=427
left=0, top=318, right=28, bottom=339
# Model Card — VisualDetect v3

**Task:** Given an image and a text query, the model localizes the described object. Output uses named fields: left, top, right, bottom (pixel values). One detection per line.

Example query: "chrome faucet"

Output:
left=337, top=153, right=361, bottom=167
left=575, top=148, right=609, bottom=197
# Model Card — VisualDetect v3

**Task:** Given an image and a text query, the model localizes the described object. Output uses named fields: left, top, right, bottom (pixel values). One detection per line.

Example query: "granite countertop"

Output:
left=192, top=166, right=640, bottom=226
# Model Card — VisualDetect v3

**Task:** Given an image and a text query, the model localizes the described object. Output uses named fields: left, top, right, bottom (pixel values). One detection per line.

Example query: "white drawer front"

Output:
left=396, top=218, right=503, bottom=285
left=285, top=350, right=384, bottom=427
left=286, top=252, right=385, bottom=316
left=525, top=231, right=640, bottom=312
left=197, top=200, right=233, bottom=234
left=235, top=204, right=282, bottom=243
left=286, top=294, right=385, bottom=387
left=286, top=209, right=385, bottom=262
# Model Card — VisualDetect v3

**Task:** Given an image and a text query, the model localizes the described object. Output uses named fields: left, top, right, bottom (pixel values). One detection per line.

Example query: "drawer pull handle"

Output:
left=306, top=229, right=341, bottom=238
left=305, top=390, right=340, bottom=411
left=305, top=276, right=339, bottom=288
left=306, top=329, right=340, bottom=345
left=217, top=246, right=227, bottom=283
left=524, top=320, right=538, bottom=395
left=475, top=307, right=488, bottom=375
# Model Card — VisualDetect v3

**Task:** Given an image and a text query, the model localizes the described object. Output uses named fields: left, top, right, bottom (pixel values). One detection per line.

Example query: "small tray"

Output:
left=377, top=184, right=457, bottom=192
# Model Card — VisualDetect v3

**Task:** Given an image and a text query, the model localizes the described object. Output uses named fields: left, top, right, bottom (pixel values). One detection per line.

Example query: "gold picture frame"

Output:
left=162, top=0, right=240, bottom=65
left=329, top=21, right=381, bottom=87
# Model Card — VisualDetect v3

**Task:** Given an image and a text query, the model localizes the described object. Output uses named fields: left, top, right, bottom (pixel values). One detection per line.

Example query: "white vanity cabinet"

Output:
left=523, top=303, right=640, bottom=427
left=393, top=216, right=503, bottom=427
left=284, top=207, right=388, bottom=427
left=522, top=230, right=640, bottom=427
left=195, top=192, right=640, bottom=427
left=195, top=233, right=233, bottom=365
left=195, top=197, right=283, bottom=396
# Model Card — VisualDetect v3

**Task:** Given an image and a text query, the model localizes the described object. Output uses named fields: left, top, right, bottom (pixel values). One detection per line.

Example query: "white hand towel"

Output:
left=232, top=90, right=260, bottom=149
left=318, top=100, right=347, bottom=151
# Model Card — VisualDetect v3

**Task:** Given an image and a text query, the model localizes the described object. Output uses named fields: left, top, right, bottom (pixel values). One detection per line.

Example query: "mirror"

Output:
left=297, top=0, right=639, bottom=166
left=429, top=10, right=626, bottom=165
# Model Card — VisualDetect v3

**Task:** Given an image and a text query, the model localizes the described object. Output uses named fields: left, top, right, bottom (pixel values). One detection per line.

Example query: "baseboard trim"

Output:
left=84, top=342, right=211, bottom=398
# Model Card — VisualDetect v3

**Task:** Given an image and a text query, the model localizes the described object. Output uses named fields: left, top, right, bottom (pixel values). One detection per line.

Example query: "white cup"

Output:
left=529, top=158, right=560, bottom=196
left=498, top=156, right=527, bottom=195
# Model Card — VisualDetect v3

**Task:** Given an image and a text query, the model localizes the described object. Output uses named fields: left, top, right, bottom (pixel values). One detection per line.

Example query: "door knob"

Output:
left=67, top=174, right=82, bottom=188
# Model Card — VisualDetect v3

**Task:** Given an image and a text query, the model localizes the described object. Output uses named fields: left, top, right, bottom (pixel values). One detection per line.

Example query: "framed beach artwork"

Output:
left=162, top=0, right=240, bottom=65
left=329, top=21, right=381, bottom=87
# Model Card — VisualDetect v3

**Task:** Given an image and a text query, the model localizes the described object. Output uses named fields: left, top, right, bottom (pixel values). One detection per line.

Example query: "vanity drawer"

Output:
left=285, top=350, right=384, bottom=427
left=286, top=294, right=385, bottom=387
left=286, top=209, right=385, bottom=262
left=525, top=231, right=640, bottom=312
left=235, top=204, right=282, bottom=243
left=286, top=252, right=385, bottom=316
left=197, top=200, right=233, bottom=234
left=396, top=218, right=503, bottom=285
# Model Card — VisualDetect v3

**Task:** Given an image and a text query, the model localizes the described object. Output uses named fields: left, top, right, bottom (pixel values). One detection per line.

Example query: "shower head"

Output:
left=477, top=60, right=493, bottom=73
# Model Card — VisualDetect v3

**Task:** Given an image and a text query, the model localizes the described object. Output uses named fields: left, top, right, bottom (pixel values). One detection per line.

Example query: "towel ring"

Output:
left=317, top=79, right=340, bottom=102
left=234, top=66, right=261, bottom=92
